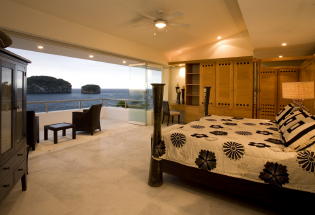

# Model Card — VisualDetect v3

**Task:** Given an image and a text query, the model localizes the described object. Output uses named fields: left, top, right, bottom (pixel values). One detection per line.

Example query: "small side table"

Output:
left=44, top=123, right=76, bottom=144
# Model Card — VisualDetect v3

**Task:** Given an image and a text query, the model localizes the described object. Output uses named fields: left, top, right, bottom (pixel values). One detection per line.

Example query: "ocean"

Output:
left=27, top=88, right=146, bottom=112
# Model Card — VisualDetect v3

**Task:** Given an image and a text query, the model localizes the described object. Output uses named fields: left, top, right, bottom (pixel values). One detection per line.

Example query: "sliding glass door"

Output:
left=128, top=63, right=162, bottom=125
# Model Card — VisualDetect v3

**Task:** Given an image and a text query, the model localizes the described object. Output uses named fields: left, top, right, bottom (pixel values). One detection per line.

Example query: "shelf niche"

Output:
left=186, top=63, right=200, bottom=105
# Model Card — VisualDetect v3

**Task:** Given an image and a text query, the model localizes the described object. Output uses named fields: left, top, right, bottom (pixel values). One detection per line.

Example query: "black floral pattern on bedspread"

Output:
left=243, top=122, right=256, bottom=126
left=267, top=127, right=278, bottom=131
left=223, top=142, right=244, bottom=160
left=223, top=122, right=237, bottom=126
left=265, top=138, right=283, bottom=145
left=259, top=122, right=274, bottom=126
left=248, top=142, right=271, bottom=148
left=191, top=125, right=205, bottom=129
left=191, top=133, right=208, bottom=138
left=195, top=150, right=216, bottom=171
left=259, top=162, right=289, bottom=187
left=210, top=131, right=228, bottom=136
left=297, top=150, right=315, bottom=173
left=209, top=125, right=223, bottom=129
left=221, top=119, right=232, bottom=122
left=235, top=131, right=252, bottom=136
left=256, top=130, right=273, bottom=135
left=170, top=133, right=186, bottom=148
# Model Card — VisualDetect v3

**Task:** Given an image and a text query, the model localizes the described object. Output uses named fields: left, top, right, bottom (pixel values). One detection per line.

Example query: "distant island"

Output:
left=81, top=84, right=101, bottom=94
left=27, top=76, right=72, bottom=94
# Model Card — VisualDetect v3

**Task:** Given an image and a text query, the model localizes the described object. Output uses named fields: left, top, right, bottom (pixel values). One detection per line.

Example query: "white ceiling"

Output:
left=11, top=0, right=247, bottom=54
left=238, top=0, right=315, bottom=48
left=8, top=0, right=315, bottom=59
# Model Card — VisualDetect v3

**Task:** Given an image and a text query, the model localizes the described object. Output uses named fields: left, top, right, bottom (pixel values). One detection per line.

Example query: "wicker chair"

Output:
left=162, top=101, right=180, bottom=125
left=72, top=104, right=102, bottom=135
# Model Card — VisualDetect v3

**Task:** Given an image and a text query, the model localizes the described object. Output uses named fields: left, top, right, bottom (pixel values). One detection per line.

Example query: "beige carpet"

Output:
left=0, top=120, right=279, bottom=215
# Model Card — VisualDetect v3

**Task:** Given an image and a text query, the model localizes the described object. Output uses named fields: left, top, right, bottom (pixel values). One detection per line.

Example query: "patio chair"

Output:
left=72, top=104, right=102, bottom=135
left=162, top=101, right=180, bottom=125
left=26, top=111, right=39, bottom=151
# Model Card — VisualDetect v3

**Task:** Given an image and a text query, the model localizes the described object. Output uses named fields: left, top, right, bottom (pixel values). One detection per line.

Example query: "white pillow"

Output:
left=283, top=121, right=315, bottom=151
left=279, top=110, right=311, bottom=133
left=275, top=103, right=297, bottom=124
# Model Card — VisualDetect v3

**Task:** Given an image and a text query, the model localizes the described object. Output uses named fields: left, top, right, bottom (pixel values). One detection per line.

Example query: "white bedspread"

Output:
left=159, top=115, right=315, bottom=193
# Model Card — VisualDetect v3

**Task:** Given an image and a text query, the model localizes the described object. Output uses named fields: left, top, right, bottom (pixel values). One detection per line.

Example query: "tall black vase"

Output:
left=176, top=86, right=181, bottom=104
left=204, top=86, right=211, bottom=116
left=181, top=88, right=185, bottom=104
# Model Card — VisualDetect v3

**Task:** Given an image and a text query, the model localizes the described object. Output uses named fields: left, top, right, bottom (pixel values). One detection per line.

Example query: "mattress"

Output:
left=159, top=115, right=315, bottom=193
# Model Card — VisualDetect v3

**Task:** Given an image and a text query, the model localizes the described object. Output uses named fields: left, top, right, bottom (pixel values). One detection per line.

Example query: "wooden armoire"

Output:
left=0, top=48, right=30, bottom=201
left=180, top=56, right=255, bottom=122
left=171, top=55, right=314, bottom=123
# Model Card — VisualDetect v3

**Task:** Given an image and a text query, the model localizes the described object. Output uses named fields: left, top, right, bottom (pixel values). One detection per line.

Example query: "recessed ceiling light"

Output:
left=154, top=20, right=167, bottom=29
left=89, top=55, right=94, bottom=58
left=122, top=60, right=127, bottom=64
left=37, top=45, right=44, bottom=49
left=217, top=36, right=222, bottom=40
left=278, top=55, right=283, bottom=58
left=281, top=43, right=287, bottom=46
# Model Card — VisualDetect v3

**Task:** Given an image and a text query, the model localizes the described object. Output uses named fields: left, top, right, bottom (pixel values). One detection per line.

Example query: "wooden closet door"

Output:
left=258, top=68, right=277, bottom=120
left=277, top=68, right=299, bottom=112
left=233, top=60, right=253, bottom=117
left=215, top=61, right=233, bottom=112
left=200, top=63, right=215, bottom=106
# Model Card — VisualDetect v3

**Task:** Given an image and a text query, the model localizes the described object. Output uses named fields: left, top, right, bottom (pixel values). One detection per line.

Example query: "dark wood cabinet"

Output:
left=0, top=48, right=30, bottom=202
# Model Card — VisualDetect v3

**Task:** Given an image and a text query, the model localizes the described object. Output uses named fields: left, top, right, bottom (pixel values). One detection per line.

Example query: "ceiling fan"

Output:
left=130, top=10, right=189, bottom=30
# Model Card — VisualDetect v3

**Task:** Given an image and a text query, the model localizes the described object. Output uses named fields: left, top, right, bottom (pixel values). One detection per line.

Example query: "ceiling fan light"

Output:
left=155, top=20, right=167, bottom=29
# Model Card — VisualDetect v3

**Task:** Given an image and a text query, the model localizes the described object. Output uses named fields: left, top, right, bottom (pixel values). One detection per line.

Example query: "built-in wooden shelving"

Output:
left=186, top=63, right=200, bottom=105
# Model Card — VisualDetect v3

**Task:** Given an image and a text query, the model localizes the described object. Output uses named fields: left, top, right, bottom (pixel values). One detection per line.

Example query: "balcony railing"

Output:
left=27, top=98, right=147, bottom=113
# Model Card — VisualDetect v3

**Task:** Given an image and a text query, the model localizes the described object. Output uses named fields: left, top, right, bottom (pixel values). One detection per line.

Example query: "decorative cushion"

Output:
left=283, top=121, right=315, bottom=151
left=279, top=110, right=311, bottom=132
left=275, top=103, right=296, bottom=124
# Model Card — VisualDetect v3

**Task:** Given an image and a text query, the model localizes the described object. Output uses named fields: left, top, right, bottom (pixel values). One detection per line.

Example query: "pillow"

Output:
left=283, top=121, right=315, bottom=151
left=275, top=103, right=296, bottom=124
left=279, top=110, right=311, bottom=132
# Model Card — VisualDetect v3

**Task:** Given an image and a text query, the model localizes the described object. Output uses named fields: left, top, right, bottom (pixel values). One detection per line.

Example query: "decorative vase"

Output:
left=176, top=86, right=181, bottom=104
left=181, top=88, right=185, bottom=104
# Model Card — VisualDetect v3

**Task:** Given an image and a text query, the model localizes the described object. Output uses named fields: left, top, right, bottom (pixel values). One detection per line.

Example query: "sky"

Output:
left=8, top=48, right=161, bottom=89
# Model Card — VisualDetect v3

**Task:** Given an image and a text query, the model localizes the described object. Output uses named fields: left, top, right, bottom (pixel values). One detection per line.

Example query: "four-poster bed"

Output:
left=148, top=83, right=315, bottom=205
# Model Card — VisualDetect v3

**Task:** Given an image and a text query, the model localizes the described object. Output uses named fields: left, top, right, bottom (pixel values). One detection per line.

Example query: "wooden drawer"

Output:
left=0, top=146, right=26, bottom=182
left=14, top=161, right=26, bottom=183
left=0, top=175, right=13, bottom=201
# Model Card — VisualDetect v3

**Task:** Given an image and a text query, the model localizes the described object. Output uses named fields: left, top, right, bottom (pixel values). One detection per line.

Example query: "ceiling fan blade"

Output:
left=169, top=22, right=190, bottom=28
left=165, top=11, right=184, bottom=20
left=139, top=12, right=156, bottom=20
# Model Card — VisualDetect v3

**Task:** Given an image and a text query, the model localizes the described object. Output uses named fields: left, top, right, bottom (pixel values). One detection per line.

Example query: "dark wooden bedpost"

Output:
left=148, top=83, right=165, bottom=187
left=204, top=86, right=211, bottom=116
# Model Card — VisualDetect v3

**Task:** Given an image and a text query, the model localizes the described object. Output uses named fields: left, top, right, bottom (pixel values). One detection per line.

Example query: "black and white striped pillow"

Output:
left=279, top=110, right=311, bottom=132
left=283, top=121, right=315, bottom=151
left=275, top=103, right=296, bottom=124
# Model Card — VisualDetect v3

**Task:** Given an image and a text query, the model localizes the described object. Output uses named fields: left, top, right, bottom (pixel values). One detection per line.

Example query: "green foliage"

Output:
left=116, top=100, right=128, bottom=108
left=27, top=76, right=72, bottom=94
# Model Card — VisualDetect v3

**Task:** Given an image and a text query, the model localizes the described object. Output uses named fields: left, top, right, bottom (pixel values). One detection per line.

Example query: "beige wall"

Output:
left=166, top=31, right=253, bottom=62
left=167, top=32, right=253, bottom=104
left=0, top=0, right=167, bottom=64
left=300, top=57, right=315, bottom=114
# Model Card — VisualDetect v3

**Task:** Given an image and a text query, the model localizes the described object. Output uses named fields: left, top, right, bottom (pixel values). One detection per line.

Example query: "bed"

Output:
left=148, top=84, right=315, bottom=204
